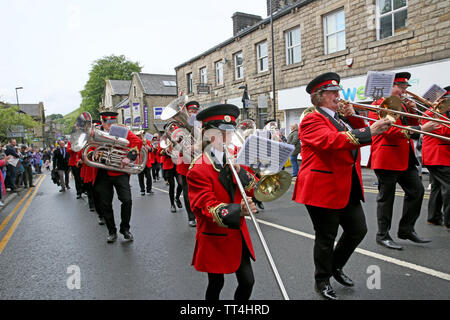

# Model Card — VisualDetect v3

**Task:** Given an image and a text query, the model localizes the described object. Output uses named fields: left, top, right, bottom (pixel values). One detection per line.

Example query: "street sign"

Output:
left=197, top=83, right=211, bottom=94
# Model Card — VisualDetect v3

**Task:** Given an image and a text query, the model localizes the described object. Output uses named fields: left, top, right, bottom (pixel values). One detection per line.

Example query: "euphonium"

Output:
left=69, top=112, right=148, bottom=174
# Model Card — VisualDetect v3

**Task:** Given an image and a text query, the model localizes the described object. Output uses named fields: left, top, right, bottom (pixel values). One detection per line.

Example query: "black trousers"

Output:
left=374, top=168, right=424, bottom=240
left=164, top=167, right=182, bottom=206
left=306, top=199, right=367, bottom=283
left=138, top=166, right=152, bottom=192
left=71, top=166, right=83, bottom=196
left=84, top=182, right=100, bottom=215
left=181, top=175, right=195, bottom=222
left=94, top=169, right=132, bottom=234
left=152, top=163, right=160, bottom=180
left=427, top=165, right=450, bottom=228
left=22, top=166, right=33, bottom=187
left=206, top=243, right=254, bottom=301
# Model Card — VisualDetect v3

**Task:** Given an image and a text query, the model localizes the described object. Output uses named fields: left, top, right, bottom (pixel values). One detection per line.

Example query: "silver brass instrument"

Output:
left=69, top=112, right=148, bottom=174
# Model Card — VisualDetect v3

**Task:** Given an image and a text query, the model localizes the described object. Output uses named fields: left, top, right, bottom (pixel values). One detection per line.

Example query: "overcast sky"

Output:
left=0, top=0, right=267, bottom=116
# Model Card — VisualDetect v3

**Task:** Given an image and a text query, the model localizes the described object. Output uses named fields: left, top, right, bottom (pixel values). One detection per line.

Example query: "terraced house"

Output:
left=175, top=0, right=449, bottom=139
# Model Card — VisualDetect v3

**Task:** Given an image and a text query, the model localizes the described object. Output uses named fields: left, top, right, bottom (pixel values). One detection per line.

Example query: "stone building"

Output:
left=102, top=73, right=177, bottom=133
left=175, top=0, right=450, bottom=137
left=18, top=103, right=45, bottom=148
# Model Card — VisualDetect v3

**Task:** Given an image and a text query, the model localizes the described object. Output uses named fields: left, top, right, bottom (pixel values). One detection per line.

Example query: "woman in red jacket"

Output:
left=292, top=72, right=391, bottom=300
left=187, top=104, right=258, bottom=300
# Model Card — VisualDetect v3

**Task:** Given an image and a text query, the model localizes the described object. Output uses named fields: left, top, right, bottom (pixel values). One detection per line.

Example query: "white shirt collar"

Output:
left=320, top=107, right=336, bottom=119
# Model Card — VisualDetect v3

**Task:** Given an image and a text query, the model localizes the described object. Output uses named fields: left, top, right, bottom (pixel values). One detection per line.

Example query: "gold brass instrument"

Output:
left=402, top=90, right=450, bottom=126
left=229, top=119, right=292, bottom=203
left=336, top=98, right=450, bottom=142
left=69, top=112, right=148, bottom=174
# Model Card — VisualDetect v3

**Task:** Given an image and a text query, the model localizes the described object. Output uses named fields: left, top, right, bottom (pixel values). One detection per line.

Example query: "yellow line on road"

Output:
left=0, top=176, right=43, bottom=234
left=0, top=175, right=45, bottom=255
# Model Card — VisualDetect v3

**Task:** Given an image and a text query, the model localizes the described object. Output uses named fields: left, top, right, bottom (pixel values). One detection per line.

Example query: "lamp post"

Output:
left=239, top=84, right=249, bottom=120
left=15, top=87, right=24, bottom=143
left=269, top=1, right=276, bottom=122
left=15, top=86, right=23, bottom=108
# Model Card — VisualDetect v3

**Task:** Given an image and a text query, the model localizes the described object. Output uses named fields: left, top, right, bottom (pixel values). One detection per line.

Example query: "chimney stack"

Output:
left=232, top=12, right=262, bottom=36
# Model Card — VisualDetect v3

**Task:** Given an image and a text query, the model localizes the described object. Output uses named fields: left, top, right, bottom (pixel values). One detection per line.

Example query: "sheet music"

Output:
left=364, top=71, right=395, bottom=99
left=235, top=134, right=294, bottom=174
left=7, top=157, right=19, bottom=167
left=422, top=84, right=446, bottom=102
left=144, top=133, right=154, bottom=141
left=109, top=125, right=129, bottom=138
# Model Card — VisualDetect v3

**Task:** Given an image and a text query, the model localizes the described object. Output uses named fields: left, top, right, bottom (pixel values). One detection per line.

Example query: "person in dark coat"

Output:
left=53, top=140, right=70, bottom=192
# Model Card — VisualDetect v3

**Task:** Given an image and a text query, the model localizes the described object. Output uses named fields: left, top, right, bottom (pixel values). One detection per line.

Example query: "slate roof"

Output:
left=19, top=104, right=42, bottom=118
left=109, top=80, right=131, bottom=95
left=136, top=73, right=177, bottom=96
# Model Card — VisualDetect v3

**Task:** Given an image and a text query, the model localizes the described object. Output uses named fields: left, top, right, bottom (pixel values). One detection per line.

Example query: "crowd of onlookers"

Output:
left=0, top=138, right=54, bottom=206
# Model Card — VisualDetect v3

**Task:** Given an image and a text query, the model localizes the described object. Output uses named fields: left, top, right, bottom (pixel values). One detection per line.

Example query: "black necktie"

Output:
left=335, top=113, right=347, bottom=131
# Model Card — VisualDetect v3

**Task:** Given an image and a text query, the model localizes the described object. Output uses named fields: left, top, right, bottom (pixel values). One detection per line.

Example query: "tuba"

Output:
left=69, top=112, right=147, bottom=174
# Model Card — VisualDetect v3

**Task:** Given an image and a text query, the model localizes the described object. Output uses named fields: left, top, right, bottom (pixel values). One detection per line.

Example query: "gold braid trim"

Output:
left=402, top=128, right=411, bottom=139
left=129, top=146, right=140, bottom=155
left=341, top=131, right=360, bottom=145
left=188, top=153, right=203, bottom=171
left=207, top=203, right=228, bottom=228
left=244, top=172, right=257, bottom=192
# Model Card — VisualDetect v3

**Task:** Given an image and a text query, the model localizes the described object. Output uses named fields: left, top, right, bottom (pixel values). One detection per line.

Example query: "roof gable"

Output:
left=135, top=73, right=177, bottom=96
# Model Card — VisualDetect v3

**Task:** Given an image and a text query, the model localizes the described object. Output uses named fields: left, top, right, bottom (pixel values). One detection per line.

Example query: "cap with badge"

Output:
left=186, top=101, right=200, bottom=112
left=443, top=86, right=450, bottom=98
left=393, top=72, right=411, bottom=87
left=196, top=104, right=240, bottom=130
left=306, top=72, right=341, bottom=94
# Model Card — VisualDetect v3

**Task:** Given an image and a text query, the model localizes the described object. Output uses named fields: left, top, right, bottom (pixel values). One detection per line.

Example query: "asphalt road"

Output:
left=0, top=169, right=449, bottom=301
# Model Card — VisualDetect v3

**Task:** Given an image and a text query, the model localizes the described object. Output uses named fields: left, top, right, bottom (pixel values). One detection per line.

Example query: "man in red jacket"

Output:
left=292, top=72, right=392, bottom=300
left=187, top=104, right=258, bottom=300
left=368, top=72, right=439, bottom=250
left=422, top=87, right=450, bottom=230
left=94, top=110, right=143, bottom=243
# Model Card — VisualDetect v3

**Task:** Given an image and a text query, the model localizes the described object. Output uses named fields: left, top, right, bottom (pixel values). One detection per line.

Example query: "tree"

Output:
left=80, top=54, right=142, bottom=119
left=46, top=113, right=64, bottom=121
left=0, top=106, right=38, bottom=144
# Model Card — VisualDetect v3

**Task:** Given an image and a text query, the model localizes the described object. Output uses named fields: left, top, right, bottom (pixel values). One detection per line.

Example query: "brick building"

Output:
left=102, top=73, right=177, bottom=133
left=175, top=0, right=450, bottom=138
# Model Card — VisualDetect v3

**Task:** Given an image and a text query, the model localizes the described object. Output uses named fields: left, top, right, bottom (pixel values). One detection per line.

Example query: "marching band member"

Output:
left=152, top=134, right=162, bottom=181
left=176, top=101, right=200, bottom=227
left=94, top=110, right=143, bottom=243
left=157, top=125, right=182, bottom=213
left=137, top=131, right=154, bottom=196
left=423, top=86, right=450, bottom=230
left=292, top=72, right=392, bottom=300
left=67, top=140, right=83, bottom=199
left=187, top=104, right=259, bottom=301
left=368, top=72, right=439, bottom=250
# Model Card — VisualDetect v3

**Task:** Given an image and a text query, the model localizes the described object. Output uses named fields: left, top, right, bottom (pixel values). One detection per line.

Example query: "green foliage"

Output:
left=0, top=106, right=38, bottom=144
left=46, top=113, right=64, bottom=121
left=80, top=54, right=142, bottom=119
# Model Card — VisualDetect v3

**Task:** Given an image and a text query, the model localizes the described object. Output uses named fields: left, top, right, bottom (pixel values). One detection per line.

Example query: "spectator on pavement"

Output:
left=287, top=123, right=301, bottom=177
left=4, top=139, right=20, bottom=192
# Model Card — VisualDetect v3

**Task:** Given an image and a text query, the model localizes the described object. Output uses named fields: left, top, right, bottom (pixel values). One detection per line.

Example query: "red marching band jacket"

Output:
left=144, top=140, right=154, bottom=168
left=67, top=141, right=81, bottom=167
left=368, top=99, right=419, bottom=171
left=187, top=152, right=258, bottom=274
left=157, top=145, right=174, bottom=170
left=422, top=110, right=450, bottom=166
left=292, top=109, right=372, bottom=209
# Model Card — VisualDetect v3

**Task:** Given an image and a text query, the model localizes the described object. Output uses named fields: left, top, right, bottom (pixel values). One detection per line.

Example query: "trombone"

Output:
left=402, top=90, right=450, bottom=124
left=337, top=98, right=450, bottom=142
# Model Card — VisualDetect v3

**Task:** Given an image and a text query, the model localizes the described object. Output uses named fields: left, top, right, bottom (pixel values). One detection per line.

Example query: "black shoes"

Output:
left=98, top=217, right=105, bottom=225
left=398, top=231, right=431, bottom=243
left=59, top=188, right=66, bottom=192
left=332, top=269, right=354, bottom=287
left=170, top=205, right=176, bottom=213
left=141, top=191, right=145, bottom=196
left=189, top=220, right=197, bottom=227
left=107, top=233, right=117, bottom=243
left=427, top=220, right=442, bottom=226
left=121, top=230, right=134, bottom=241
left=315, top=281, right=338, bottom=300
left=376, top=239, right=403, bottom=250
left=76, top=194, right=82, bottom=199
left=176, top=198, right=182, bottom=208
left=147, top=190, right=154, bottom=194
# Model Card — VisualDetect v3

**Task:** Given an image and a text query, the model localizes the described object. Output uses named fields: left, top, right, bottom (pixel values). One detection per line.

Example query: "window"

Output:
left=377, top=0, right=408, bottom=40
left=234, top=52, right=244, bottom=80
left=256, top=41, right=268, bottom=73
left=133, top=86, right=137, bottom=98
left=323, top=9, right=346, bottom=54
left=285, top=27, right=301, bottom=65
left=162, top=80, right=176, bottom=87
left=215, top=61, right=223, bottom=86
left=200, top=67, right=207, bottom=84
left=187, top=73, right=193, bottom=94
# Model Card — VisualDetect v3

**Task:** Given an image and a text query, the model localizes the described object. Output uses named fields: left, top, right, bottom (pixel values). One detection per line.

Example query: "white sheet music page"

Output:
left=235, top=134, right=294, bottom=174
left=364, top=71, right=395, bottom=99
left=422, top=84, right=446, bottom=103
